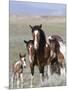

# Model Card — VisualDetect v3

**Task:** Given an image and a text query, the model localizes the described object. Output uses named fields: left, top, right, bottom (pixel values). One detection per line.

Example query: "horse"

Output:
left=24, top=40, right=37, bottom=87
left=48, top=35, right=65, bottom=75
left=48, top=35, right=65, bottom=58
left=11, top=53, right=26, bottom=88
left=29, top=24, right=51, bottom=85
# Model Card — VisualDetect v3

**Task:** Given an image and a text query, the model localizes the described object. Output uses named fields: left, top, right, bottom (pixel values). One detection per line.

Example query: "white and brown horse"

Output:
left=11, top=53, right=26, bottom=88
left=48, top=35, right=65, bottom=75
left=29, top=24, right=51, bottom=85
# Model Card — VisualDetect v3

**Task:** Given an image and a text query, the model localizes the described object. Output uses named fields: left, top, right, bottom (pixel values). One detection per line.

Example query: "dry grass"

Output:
left=9, top=15, right=66, bottom=88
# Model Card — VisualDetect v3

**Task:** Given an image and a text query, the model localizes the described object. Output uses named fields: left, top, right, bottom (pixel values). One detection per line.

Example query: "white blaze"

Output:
left=34, top=30, right=38, bottom=49
left=22, top=57, right=26, bottom=67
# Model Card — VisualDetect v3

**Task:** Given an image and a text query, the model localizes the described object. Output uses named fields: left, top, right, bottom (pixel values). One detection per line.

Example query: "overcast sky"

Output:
left=9, top=0, right=66, bottom=16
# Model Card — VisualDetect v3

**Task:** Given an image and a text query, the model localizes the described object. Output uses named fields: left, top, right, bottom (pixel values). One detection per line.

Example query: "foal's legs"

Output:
left=20, top=73, right=23, bottom=88
left=16, top=73, right=20, bottom=88
left=30, top=65, right=34, bottom=88
left=11, top=74, right=14, bottom=88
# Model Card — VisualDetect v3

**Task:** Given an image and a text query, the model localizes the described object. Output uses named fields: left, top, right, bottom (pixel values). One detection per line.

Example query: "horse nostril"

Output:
left=24, top=65, right=26, bottom=68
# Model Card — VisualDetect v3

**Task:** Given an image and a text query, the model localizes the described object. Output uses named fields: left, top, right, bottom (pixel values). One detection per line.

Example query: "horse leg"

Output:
left=60, top=62, right=65, bottom=76
left=47, top=65, right=51, bottom=77
left=11, top=74, right=14, bottom=88
left=20, top=73, right=23, bottom=88
left=39, top=66, right=44, bottom=85
left=46, top=65, right=49, bottom=79
left=30, top=65, right=34, bottom=88
left=16, top=73, right=20, bottom=88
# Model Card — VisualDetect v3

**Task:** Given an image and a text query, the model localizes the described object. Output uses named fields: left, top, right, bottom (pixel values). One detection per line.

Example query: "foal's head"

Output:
left=19, top=53, right=26, bottom=68
left=29, top=24, right=46, bottom=50
left=24, top=40, right=35, bottom=63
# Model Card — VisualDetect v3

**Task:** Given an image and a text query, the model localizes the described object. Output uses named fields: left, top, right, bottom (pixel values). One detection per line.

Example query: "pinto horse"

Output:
left=24, top=40, right=37, bottom=87
left=29, top=24, right=51, bottom=85
left=11, top=53, right=26, bottom=88
left=48, top=35, right=65, bottom=75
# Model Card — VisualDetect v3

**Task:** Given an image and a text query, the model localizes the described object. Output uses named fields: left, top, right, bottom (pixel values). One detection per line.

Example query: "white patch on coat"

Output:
left=30, top=44, right=32, bottom=48
left=15, top=61, right=21, bottom=67
left=59, top=41, right=65, bottom=58
left=46, top=43, right=48, bottom=47
left=48, top=36, right=53, bottom=40
left=47, top=36, right=53, bottom=45
left=34, top=30, right=38, bottom=49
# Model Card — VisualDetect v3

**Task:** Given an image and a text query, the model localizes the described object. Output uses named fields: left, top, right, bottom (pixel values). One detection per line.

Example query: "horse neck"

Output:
left=39, top=30, right=46, bottom=50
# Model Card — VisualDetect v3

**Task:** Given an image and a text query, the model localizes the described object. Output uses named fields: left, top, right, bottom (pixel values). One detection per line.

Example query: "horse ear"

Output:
left=24, top=40, right=28, bottom=44
left=39, top=24, right=42, bottom=28
left=29, top=25, right=33, bottom=29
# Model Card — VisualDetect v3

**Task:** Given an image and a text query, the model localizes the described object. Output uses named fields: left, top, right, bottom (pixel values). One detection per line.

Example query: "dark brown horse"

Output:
left=29, top=24, right=51, bottom=85
left=24, top=40, right=37, bottom=87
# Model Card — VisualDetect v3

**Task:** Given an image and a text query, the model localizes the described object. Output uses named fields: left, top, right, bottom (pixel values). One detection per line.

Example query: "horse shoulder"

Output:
left=44, top=43, right=50, bottom=59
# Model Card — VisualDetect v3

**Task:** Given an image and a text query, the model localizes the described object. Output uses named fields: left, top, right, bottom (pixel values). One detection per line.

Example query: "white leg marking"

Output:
left=20, top=73, right=23, bottom=88
left=61, top=67, right=65, bottom=76
left=46, top=66, right=49, bottom=79
left=11, top=74, right=14, bottom=88
left=30, top=75, right=34, bottom=88
left=50, top=50, right=54, bottom=57
left=48, top=65, right=51, bottom=77
left=16, top=73, right=20, bottom=88
left=40, top=73, right=43, bottom=84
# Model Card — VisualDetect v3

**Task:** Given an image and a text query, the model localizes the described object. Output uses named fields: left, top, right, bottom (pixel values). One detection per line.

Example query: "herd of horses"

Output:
left=11, top=24, right=65, bottom=88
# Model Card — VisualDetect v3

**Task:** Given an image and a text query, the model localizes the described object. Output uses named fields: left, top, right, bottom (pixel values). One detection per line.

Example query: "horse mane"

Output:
left=51, top=35, right=63, bottom=42
left=39, top=29, right=46, bottom=49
